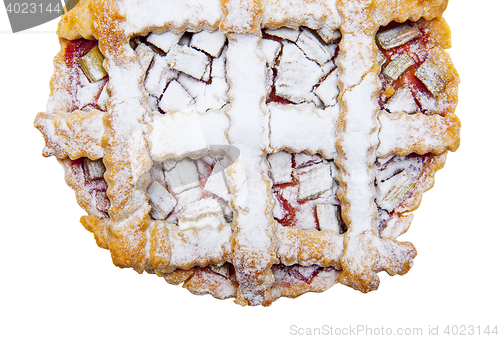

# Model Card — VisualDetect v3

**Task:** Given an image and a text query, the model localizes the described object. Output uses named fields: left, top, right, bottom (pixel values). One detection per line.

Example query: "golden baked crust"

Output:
left=58, top=0, right=95, bottom=40
left=34, top=110, right=104, bottom=159
left=35, top=0, right=459, bottom=305
left=374, top=0, right=449, bottom=26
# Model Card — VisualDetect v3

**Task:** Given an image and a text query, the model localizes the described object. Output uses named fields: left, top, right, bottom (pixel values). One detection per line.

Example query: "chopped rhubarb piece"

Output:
left=297, top=162, right=334, bottom=201
left=294, top=153, right=323, bottom=168
left=150, top=161, right=167, bottom=186
left=158, top=80, right=195, bottom=113
left=313, top=68, right=339, bottom=107
left=162, top=159, right=177, bottom=171
left=135, top=43, right=155, bottom=72
left=190, top=30, right=226, bottom=58
left=275, top=42, right=323, bottom=103
left=376, top=170, right=416, bottom=211
left=316, top=203, right=341, bottom=233
left=164, top=158, right=200, bottom=194
left=78, top=46, right=108, bottom=83
left=97, top=83, right=110, bottom=110
left=415, top=60, right=447, bottom=96
left=268, top=151, right=293, bottom=184
left=95, top=191, right=111, bottom=213
left=166, top=45, right=211, bottom=81
left=146, top=31, right=182, bottom=54
left=296, top=29, right=334, bottom=65
left=377, top=154, right=424, bottom=183
left=376, top=24, right=421, bottom=50
left=261, top=38, right=281, bottom=67
left=147, top=181, right=177, bottom=220
left=222, top=204, right=234, bottom=223
left=384, top=85, right=418, bottom=114
left=377, top=50, right=386, bottom=67
left=383, top=53, right=414, bottom=81
left=144, top=54, right=178, bottom=97
left=65, top=39, right=97, bottom=68
left=209, top=263, right=231, bottom=278
left=176, top=73, right=207, bottom=101
left=316, top=27, right=341, bottom=44
left=83, top=158, right=106, bottom=180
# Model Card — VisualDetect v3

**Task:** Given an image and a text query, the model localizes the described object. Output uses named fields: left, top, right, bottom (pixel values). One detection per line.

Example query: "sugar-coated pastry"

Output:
left=35, top=0, right=460, bottom=306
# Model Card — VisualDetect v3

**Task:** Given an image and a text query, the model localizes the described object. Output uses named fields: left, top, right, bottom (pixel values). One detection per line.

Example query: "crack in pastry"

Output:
left=35, top=0, right=460, bottom=305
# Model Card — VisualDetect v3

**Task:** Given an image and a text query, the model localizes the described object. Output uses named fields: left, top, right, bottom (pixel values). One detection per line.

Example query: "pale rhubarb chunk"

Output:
left=190, top=30, right=226, bottom=58
left=164, top=158, right=200, bottom=194
left=316, top=203, right=341, bottom=233
left=376, top=24, right=421, bottom=50
left=166, top=45, right=211, bottom=81
left=297, top=162, right=334, bottom=201
left=147, top=181, right=177, bottom=220
left=146, top=31, right=182, bottom=54
left=268, top=151, right=293, bottom=184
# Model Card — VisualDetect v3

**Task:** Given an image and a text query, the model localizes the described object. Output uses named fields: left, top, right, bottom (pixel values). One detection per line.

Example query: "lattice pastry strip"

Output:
left=35, top=0, right=460, bottom=305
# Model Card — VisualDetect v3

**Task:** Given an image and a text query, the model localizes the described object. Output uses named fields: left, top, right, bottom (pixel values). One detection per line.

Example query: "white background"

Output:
left=1, top=1, right=499, bottom=338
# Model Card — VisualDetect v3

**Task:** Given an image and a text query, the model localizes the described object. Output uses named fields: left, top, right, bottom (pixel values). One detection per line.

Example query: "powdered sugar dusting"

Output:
left=262, top=0, right=340, bottom=29
left=225, top=33, right=276, bottom=305
left=377, top=110, right=460, bottom=157
left=269, top=103, right=338, bottom=159
left=122, top=0, right=222, bottom=35
left=149, top=111, right=230, bottom=161
left=35, top=0, right=458, bottom=304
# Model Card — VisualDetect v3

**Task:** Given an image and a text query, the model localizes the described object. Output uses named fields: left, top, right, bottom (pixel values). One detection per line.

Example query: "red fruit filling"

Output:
left=148, top=155, right=233, bottom=224
left=375, top=153, right=435, bottom=232
left=69, top=158, right=110, bottom=216
left=269, top=152, right=342, bottom=231
left=273, top=264, right=338, bottom=285
left=377, top=21, right=446, bottom=115
left=64, top=39, right=109, bottom=112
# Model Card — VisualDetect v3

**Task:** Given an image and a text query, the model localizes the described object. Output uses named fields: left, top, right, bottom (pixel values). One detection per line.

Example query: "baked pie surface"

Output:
left=34, top=0, right=460, bottom=306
